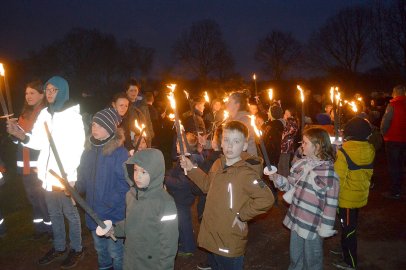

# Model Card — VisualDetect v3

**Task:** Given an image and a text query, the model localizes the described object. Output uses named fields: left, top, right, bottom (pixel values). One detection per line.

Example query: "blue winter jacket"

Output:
left=165, top=152, right=204, bottom=206
left=76, top=129, right=129, bottom=230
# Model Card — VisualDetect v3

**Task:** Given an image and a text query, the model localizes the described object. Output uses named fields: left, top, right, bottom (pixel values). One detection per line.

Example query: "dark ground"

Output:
left=0, top=149, right=405, bottom=270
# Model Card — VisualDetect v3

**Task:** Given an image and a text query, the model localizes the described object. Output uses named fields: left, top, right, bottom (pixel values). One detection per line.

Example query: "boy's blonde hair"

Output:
left=303, top=128, right=335, bottom=161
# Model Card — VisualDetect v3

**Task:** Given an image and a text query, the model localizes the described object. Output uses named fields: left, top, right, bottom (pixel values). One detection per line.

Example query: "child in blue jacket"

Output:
left=165, top=132, right=204, bottom=256
left=76, top=108, right=129, bottom=270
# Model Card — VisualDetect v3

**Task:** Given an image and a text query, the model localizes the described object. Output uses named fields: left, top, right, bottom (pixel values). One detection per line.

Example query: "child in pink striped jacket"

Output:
left=267, top=127, right=339, bottom=270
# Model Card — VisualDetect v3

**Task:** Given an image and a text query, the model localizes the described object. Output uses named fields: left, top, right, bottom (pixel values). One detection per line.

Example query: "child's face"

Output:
left=221, top=129, right=247, bottom=164
left=302, top=135, right=318, bottom=159
left=112, top=98, right=129, bottom=116
left=284, top=110, right=292, bottom=120
left=133, top=164, right=150, bottom=188
left=92, top=122, right=110, bottom=140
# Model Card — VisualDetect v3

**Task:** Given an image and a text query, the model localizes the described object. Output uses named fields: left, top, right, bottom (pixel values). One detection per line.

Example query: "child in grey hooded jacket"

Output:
left=100, top=149, right=179, bottom=270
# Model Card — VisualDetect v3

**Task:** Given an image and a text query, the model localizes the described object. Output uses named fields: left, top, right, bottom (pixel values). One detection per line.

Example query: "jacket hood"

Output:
left=220, top=151, right=263, bottom=175
left=45, top=76, right=69, bottom=113
left=342, top=141, right=375, bottom=165
left=86, top=128, right=125, bottom=156
left=124, top=148, right=165, bottom=190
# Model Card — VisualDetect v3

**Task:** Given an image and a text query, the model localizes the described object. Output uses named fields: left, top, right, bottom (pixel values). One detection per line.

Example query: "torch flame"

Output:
left=253, top=74, right=256, bottom=80
left=223, top=110, right=229, bottom=120
left=167, top=91, right=176, bottom=109
left=179, top=120, right=185, bottom=132
left=204, top=91, right=210, bottom=103
left=330, top=87, right=334, bottom=103
left=268, top=89, right=273, bottom=101
left=297, top=85, right=304, bottom=102
left=134, top=120, right=146, bottom=137
left=167, top=84, right=176, bottom=93
left=183, top=90, right=189, bottom=100
left=223, top=96, right=229, bottom=103
left=335, top=92, right=341, bottom=105
left=349, top=101, right=358, bottom=112
left=249, top=115, right=262, bottom=137
left=357, top=97, right=362, bottom=101
left=0, top=63, right=4, bottom=77
left=168, top=113, right=175, bottom=120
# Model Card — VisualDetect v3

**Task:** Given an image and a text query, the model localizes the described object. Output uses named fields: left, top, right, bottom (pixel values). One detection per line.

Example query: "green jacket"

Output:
left=115, top=149, right=178, bottom=270
left=334, top=141, right=375, bottom=208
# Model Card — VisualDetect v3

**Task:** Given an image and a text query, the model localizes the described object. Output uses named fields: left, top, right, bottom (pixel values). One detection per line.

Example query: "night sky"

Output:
left=0, top=0, right=369, bottom=78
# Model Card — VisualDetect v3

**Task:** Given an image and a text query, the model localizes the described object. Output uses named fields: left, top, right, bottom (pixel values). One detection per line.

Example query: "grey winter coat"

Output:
left=115, top=149, right=178, bottom=270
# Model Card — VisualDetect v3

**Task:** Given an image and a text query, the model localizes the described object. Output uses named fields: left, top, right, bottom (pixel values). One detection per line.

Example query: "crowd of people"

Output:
left=0, top=76, right=405, bottom=270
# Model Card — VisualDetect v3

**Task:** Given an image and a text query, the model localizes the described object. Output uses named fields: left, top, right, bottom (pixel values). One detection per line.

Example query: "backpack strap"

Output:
left=339, top=148, right=373, bottom=170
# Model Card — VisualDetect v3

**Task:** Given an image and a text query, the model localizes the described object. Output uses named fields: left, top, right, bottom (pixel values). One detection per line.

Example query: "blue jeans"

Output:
left=91, top=230, right=124, bottom=270
left=208, top=252, right=244, bottom=270
left=22, top=174, right=52, bottom=233
left=385, top=141, right=406, bottom=195
left=288, top=230, right=323, bottom=270
left=45, top=191, right=82, bottom=252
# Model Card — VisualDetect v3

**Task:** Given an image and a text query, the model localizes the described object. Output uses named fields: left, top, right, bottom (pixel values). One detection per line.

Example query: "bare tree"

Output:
left=254, top=31, right=302, bottom=80
left=306, top=6, right=372, bottom=73
left=173, top=19, right=234, bottom=81
left=371, top=0, right=406, bottom=77
left=121, top=39, right=155, bottom=79
left=21, top=28, right=154, bottom=95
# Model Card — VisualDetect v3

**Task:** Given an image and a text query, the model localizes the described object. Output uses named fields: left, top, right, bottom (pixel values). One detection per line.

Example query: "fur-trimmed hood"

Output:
left=85, top=128, right=125, bottom=156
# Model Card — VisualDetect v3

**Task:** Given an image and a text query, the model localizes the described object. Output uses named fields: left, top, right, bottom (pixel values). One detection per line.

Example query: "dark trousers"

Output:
left=22, top=174, right=51, bottom=233
left=338, top=207, right=359, bottom=268
left=0, top=209, right=5, bottom=235
left=176, top=204, right=196, bottom=253
left=208, top=252, right=244, bottom=270
left=385, top=141, right=406, bottom=195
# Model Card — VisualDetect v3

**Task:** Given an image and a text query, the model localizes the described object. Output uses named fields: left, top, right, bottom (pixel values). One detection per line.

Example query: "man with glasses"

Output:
left=7, top=76, right=85, bottom=269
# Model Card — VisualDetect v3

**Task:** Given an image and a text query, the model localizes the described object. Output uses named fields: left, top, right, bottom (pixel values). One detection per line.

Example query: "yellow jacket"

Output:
left=334, top=141, right=375, bottom=208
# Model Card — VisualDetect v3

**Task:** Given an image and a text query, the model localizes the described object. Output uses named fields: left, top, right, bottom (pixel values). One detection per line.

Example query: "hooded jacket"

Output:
left=114, top=149, right=178, bottom=270
left=187, top=152, right=274, bottom=257
left=335, top=140, right=375, bottom=208
left=75, top=129, right=129, bottom=230
left=23, top=76, right=85, bottom=190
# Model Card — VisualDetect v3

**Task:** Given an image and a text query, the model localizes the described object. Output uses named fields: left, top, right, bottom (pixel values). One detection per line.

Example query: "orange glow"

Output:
left=297, top=85, right=304, bottom=102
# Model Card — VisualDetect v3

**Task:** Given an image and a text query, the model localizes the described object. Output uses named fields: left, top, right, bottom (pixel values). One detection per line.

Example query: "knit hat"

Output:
left=270, top=104, right=283, bottom=120
left=92, top=108, right=122, bottom=136
left=344, top=117, right=372, bottom=141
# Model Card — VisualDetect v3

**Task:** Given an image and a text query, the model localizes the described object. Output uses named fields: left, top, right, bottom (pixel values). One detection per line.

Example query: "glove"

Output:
left=263, top=166, right=277, bottom=176
left=317, top=226, right=337, bottom=238
left=232, top=216, right=247, bottom=232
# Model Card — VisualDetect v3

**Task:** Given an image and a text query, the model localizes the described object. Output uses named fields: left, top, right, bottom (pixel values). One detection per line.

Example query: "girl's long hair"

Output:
left=303, top=127, right=335, bottom=161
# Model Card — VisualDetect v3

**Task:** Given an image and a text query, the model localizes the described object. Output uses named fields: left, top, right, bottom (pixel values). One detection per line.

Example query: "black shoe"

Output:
left=383, top=192, right=401, bottom=200
left=60, top=248, right=84, bottom=269
left=197, top=262, right=212, bottom=270
left=38, top=248, right=67, bottom=265
left=332, top=260, right=356, bottom=269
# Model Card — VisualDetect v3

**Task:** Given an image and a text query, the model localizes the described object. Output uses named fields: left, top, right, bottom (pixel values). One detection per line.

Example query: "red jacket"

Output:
left=383, top=96, right=406, bottom=142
